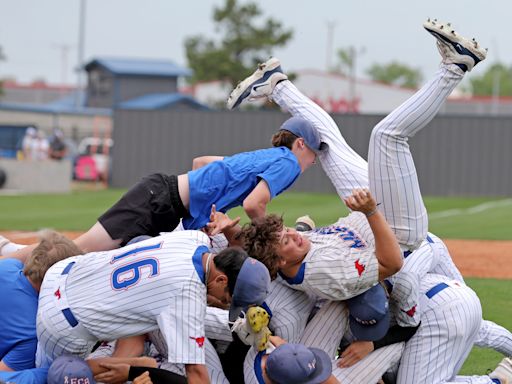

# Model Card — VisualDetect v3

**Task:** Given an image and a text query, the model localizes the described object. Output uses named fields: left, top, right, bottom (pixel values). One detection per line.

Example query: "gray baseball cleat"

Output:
left=489, top=357, right=512, bottom=384
left=423, top=18, right=487, bottom=72
left=226, top=57, right=288, bottom=110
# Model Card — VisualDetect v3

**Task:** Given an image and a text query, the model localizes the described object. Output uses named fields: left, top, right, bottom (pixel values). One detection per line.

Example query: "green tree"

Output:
left=184, top=0, right=293, bottom=86
left=470, top=63, right=512, bottom=96
left=366, top=62, right=423, bottom=88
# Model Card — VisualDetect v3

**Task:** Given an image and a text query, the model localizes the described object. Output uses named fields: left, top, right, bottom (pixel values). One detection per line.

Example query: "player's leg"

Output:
left=299, top=300, right=349, bottom=356
left=369, top=20, right=487, bottom=251
left=332, top=342, right=405, bottom=383
left=227, top=58, right=369, bottom=199
left=474, top=319, right=512, bottom=356
left=396, top=282, right=482, bottom=383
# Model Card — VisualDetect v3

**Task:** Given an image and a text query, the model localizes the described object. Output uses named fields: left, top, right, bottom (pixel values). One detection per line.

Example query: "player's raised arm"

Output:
left=242, top=179, right=272, bottom=219
left=192, top=155, right=224, bottom=170
left=344, top=189, right=402, bottom=280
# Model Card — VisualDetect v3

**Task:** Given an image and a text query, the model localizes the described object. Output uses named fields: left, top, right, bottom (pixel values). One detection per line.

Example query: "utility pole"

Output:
left=325, top=21, right=336, bottom=72
left=76, top=0, right=86, bottom=107
left=52, top=44, right=73, bottom=92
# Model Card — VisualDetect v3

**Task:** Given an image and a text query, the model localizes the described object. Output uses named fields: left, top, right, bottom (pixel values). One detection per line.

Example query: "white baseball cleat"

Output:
left=489, top=357, right=512, bottom=384
left=423, top=18, right=487, bottom=72
left=226, top=57, right=288, bottom=110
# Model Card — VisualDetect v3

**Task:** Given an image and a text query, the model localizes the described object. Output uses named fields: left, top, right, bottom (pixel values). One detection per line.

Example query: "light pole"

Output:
left=76, top=0, right=86, bottom=108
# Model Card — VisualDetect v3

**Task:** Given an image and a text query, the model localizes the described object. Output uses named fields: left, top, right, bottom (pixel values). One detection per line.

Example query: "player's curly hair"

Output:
left=239, top=214, right=284, bottom=280
left=271, top=130, right=298, bottom=150
left=24, top=230, right=83, bottom=286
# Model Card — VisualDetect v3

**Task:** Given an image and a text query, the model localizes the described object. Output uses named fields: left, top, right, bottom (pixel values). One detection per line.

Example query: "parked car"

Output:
left=73, top=137, right=113, bottom=181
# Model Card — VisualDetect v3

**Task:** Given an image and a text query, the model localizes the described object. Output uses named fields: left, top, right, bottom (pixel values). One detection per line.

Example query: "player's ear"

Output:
left=215, top=274, right=228, bottom=288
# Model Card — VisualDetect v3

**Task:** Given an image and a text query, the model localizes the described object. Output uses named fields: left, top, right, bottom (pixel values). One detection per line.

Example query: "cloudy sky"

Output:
left=0, top=0, right=509, bottom=85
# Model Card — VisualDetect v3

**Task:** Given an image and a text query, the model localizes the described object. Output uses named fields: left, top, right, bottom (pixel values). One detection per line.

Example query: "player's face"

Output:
left=275, top=226, right=311, bottom=266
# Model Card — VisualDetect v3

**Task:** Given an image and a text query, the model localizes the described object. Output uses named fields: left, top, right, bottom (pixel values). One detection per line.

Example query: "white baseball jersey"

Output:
left=37, top=230, right=211, bottom=365
left=280, top=212, right=379, bottom=301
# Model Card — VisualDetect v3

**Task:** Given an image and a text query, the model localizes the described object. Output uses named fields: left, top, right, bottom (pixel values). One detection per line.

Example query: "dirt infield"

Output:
left=3, top=231, right=512, bottom=279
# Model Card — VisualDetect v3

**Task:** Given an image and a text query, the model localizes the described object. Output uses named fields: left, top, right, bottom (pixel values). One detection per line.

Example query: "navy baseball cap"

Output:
left=229, top=257, right=271, bottom=322
left=279, top=117, right=325, bottom=153
left=47, top=355, right=96, bottom=384
left=266, top=343, right=332, bottom=384
left=346, top=283, right=390, bottom=341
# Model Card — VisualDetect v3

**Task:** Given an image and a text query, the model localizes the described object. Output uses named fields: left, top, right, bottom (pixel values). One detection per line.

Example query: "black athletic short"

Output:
left=98, top=173, right=188, bottom=246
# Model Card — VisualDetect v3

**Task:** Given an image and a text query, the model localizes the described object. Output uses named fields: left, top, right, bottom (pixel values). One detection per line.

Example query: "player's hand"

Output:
left=133, top=371, right=153, bottom=384
left=269, top=335, right=287, bottom=348
left=205, top=204, right=241, bottom=236
left=337, top=341, right=374, bottom=368
left=343, top=188, right=377, bottom=216
left=95, top=362, right=130, bottom=383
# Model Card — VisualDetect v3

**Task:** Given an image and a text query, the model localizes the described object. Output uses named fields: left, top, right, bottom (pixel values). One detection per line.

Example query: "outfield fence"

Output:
left=111, top=110, right=512, bottom=196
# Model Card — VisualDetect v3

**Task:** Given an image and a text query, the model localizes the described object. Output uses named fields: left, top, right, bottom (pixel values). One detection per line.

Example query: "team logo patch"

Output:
left=189, top=336, right=205, bottom=348
left=354, top=259, right=365, bottom=276
left=402, top=305, right=417, bottom=317
left=54, top=287, right=62, bottom=299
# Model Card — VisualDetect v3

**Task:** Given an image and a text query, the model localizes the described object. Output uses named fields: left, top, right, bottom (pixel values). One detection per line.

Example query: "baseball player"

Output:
left=0, top=230, right=82, bottom=373
left=36, top=230, right=271, bottom=384
left=2, top=111, right=324, bottom=264
left=224, top=18, right=486, bottom=305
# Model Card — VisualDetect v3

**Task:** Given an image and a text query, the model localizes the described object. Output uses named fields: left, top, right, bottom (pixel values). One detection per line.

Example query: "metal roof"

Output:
left=116, top=93, right=210, bottom=110
left=84, top=58, right=192, bottom=78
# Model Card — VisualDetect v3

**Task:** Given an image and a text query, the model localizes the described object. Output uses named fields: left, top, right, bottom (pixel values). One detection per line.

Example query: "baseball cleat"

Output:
left=423, top=19, right=487, bottom=72
left=489, top=357, right=512, bottom=384
left=295, top=215, right=316, bottom=232
left=226, top=57, right=287, bottom=109
left=0, top=235, right=10, bottom=254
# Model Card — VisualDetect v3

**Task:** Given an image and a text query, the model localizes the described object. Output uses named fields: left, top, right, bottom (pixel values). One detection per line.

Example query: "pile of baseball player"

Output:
left=1, top=19, right=511, bottom=384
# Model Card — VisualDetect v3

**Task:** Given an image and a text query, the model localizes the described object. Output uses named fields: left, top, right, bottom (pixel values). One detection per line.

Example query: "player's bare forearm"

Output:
left=185, top=364, right=210, bottom=384
left=367, top=211, right=402, bottom=280
left=243, top=179, right=271, bottom=220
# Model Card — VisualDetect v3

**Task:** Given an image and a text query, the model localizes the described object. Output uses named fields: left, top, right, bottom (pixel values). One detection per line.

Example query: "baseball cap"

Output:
left=346, top=283, right=390, bottom=341
left=229, top=257, right=271, bottom=322
left=47, top=355, right=96, bottom=384
left=279, top=117, right=325, bottom=153
left=266, top=343, right=332, bottom=384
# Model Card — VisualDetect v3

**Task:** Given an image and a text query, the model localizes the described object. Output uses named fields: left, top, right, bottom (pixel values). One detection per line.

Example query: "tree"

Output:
left=184, top=0, right=293, bottom=86
left=366, top=62, right=423, bottom=89
left=469, top=63, right=512, bottom=97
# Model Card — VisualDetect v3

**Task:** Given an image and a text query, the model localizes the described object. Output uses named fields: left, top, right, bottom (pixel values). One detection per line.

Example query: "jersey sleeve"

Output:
left=0, top=367, right=48, bottom=384
left=1, top=336, right=37, bottom=371
left=157, top=280, right=207, bottom=365
left=257, top=157, right=300, bottom=198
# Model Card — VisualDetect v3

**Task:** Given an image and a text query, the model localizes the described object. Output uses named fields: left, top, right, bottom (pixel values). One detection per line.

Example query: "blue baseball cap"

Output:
left=279, top=117, right=325, bottom=153
left=229, top=257, right=271, bottom=322
left=346, top=284, right=390, bottom=341
left=47, top=355, right=96, bottom=384
left=266, top=343, right=332, bottom=384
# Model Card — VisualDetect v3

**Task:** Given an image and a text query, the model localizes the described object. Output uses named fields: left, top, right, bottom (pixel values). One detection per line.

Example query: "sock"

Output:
left=1, top=242, right=27, bottom=256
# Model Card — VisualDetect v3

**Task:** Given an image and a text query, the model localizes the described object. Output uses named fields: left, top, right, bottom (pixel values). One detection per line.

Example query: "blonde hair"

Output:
left=24, top=230, right=82, bottom=286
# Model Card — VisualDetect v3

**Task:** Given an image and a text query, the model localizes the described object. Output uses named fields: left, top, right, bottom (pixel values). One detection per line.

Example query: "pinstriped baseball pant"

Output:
left=272, top=64, right=465, bottom=251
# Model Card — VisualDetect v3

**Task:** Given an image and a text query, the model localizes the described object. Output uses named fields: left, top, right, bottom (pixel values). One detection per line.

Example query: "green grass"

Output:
left=0, top=191, right=511, bottom=240
left=460, top=278, right=512, bottom=375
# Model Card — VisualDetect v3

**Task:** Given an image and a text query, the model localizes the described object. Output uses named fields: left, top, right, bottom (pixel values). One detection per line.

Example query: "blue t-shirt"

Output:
left=0, top=259, right=39, bottom=371
left=183, top=147, right=301, bottom=229
left=0, top=367, right=48, bottom=384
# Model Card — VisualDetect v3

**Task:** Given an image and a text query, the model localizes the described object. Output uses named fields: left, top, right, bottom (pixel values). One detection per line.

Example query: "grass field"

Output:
left=0, top=189, right=511, bottom=375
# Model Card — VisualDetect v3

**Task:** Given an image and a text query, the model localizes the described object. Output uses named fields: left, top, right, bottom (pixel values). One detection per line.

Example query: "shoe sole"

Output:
left=227, top=58, right=282, bottom=109
left=423, top=21, right=487, bottom=63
